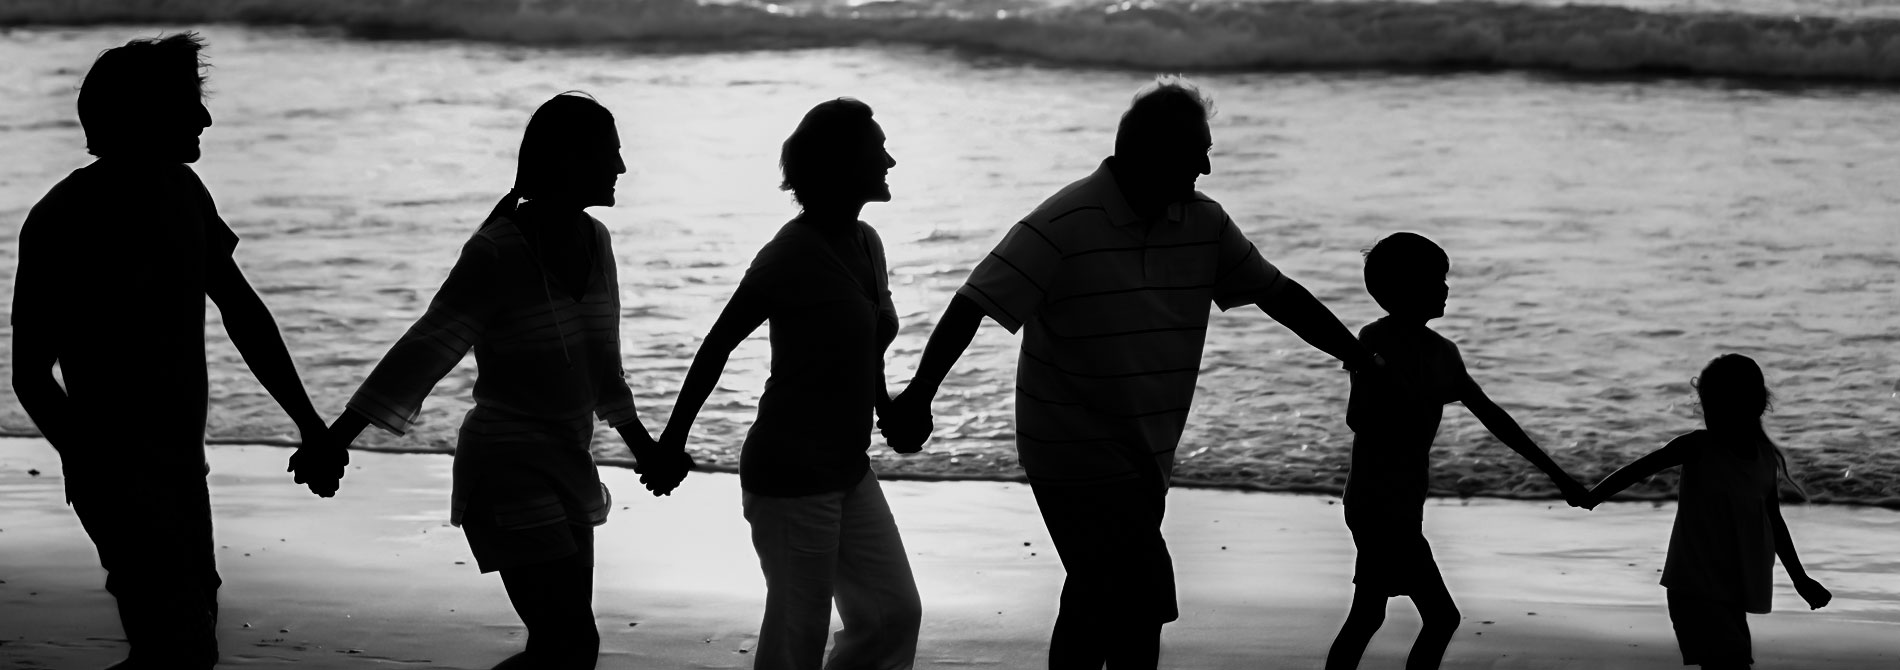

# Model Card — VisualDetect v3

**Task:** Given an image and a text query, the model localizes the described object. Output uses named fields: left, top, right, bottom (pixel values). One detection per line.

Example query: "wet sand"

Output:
left=1, top=437, right=1895, bottom=669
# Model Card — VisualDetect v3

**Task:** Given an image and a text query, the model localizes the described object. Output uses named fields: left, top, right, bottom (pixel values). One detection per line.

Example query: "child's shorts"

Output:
left=1666, top=588, right=1753, bottom=666
left=1345, top=507, right=1442, bottom=597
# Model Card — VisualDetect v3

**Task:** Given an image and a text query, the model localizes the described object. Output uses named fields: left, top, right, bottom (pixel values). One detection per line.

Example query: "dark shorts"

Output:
left=1345, top=506, right=1442, bottom=597
left=1030, top=477, right=1179, bottom=624
left=1667, top=588, right=1753, bottom=667
left=462, top=503, right=595, bottom=573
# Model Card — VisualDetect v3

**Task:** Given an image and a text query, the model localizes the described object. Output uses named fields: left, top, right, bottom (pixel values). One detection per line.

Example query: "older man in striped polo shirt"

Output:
left=888, top=78, right=1378, bottom=669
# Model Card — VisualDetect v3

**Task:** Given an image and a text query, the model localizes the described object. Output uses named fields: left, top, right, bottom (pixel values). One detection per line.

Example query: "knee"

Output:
left=1421, top=606, right=1460, bottom=635
left=1344, top=605, right=1385, bottom=630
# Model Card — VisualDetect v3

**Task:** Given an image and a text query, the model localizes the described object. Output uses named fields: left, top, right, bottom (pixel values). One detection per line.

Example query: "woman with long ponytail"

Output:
left=1583, top=354, right=1831, bottom=669
left=300, top=92, right=688, bottom=669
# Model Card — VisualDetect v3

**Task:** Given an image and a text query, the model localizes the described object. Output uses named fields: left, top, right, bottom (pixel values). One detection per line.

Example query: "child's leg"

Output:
left=1405, top=574, right=1459, bottom=670
left=1325, top=587, right=1388, bottom=670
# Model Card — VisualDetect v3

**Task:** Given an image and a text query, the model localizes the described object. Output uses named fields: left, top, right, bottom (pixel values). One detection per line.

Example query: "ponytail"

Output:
left=483, top=189, right=521, bottom=230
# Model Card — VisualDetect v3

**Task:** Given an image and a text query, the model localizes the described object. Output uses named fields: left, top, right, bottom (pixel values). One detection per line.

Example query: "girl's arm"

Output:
left=1770, top=499, right=1832, bottom=609
left=1464, top=387, right=1589, bottom=507
left=1585, top=433, right=1696, bottom=508
left=294, top=239, right=502, bottom=496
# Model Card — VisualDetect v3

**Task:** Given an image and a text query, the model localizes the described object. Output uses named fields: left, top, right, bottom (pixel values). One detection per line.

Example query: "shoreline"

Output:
left=3, top=437, right=1898, bottom=668
left=2, top=429, right=1893, bottom=510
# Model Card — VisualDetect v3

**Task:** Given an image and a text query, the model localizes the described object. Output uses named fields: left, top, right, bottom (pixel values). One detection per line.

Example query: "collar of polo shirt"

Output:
left=1092, top=158, right=1192, bottom=227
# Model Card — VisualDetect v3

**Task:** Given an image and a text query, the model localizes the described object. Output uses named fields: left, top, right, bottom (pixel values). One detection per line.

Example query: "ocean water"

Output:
left=0, top=0, right=1895, bottom=503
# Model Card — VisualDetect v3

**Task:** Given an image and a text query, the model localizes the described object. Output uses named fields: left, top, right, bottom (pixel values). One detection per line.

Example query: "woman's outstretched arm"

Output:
left=657, top=291, right=769, bottom=456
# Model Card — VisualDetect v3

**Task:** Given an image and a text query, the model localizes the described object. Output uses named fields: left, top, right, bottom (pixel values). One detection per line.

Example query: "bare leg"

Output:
left=1405, top=577, right=1459, bottom=670
left=493, top=526, right=598, bottom=670
left=1326, top=587, right=1388, bottom=670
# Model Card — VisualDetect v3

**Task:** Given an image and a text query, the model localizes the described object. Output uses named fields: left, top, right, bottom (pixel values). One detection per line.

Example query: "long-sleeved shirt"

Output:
left=347, top=215, right=638, bottom=527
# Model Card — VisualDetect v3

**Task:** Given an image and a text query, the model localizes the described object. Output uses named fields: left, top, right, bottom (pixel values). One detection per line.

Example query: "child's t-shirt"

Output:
left=1661, top=429, right=1780, bottom=613
left=1343, top=318, right=1481, bottom=513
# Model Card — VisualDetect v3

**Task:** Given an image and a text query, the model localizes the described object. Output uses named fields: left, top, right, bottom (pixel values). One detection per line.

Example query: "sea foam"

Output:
left=7, top=0, right=1900, bottom=82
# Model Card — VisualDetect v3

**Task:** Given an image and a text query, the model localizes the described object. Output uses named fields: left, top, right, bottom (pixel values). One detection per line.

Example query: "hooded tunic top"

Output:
left=347, top=216, right=639, bottom=529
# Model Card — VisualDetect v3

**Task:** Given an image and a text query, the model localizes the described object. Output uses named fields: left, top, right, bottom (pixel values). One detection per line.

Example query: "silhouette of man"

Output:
left=886, top=77, right=1379, bottom=669
left=10, top=33, right=331, bottom=669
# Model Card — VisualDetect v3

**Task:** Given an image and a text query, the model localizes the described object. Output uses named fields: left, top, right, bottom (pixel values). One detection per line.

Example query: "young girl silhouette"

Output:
left=1584, top=354, right=1831, bottom=669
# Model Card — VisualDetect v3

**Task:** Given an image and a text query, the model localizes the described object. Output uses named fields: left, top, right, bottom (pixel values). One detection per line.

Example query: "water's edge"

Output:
left=11, top=431, right=1896, bottom=509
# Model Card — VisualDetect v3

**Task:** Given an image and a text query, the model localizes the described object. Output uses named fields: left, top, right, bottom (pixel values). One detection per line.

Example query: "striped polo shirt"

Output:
left=957, top=160, right=1288, bottom=488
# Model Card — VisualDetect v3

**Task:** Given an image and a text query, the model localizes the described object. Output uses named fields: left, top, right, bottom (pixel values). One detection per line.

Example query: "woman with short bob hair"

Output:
left=656, top=97, right=923, bottom=670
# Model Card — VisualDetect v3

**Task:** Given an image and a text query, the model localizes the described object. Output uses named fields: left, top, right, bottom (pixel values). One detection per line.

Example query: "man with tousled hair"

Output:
left=884, top=77, right=1380, bottom=668
left=10, top=32, right=333, bottom=669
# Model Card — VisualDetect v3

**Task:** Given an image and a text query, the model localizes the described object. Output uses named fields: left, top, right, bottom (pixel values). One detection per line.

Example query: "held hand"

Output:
left=880, top=388, right=934, bottom=454
left=287, top=427, right=347, bottom=498
left=1795, top=575, right=1832, bottom=610
left=629, top=430, right=692, bottom=496
left=640, top=450, right=695, bottom=497
left=1556, top=476, right=1592, bottom=510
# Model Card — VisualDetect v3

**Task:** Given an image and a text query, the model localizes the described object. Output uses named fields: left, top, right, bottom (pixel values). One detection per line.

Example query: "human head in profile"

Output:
left=322, top=91, right=681, bottom=670
left=884, top=76, right=1381, bottom=668
left=1583, top=353, right=1831, bottom=669
left=654, top=97, right=921, bottom=670
left=76, top=33, right=214, bottom=163
left=12, top=32, right=334, bottom=669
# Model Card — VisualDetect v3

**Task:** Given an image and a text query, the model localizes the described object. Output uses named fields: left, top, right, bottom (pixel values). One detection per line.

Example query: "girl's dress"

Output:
left=1661, top=429, right=1779, bottom=665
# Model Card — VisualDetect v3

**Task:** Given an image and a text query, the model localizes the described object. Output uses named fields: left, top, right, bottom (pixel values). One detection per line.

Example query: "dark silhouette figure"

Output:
left=886, top=77, right=1379, bottom=670
left=1582, top=354, right=1830, bottom=670
left=654, top=98, right=922, bottom=670
left=1324, top=232, right=1588, bottom=670
left=311, top=92, right=682, bottom=670
left=9, top=32, right=332, bottom=669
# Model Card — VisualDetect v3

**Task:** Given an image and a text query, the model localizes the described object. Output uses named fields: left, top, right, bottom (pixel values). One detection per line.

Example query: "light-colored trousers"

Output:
left=742, top=470, right=922, bottom=670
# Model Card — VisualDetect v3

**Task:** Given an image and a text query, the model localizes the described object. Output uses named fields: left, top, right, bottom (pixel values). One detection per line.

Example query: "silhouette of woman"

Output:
left=314, top=92, right=684, bottom=670
left=653, top=98, right=923, bottom=670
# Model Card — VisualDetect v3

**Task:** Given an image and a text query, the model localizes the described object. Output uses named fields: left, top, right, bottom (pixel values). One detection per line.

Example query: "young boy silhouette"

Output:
left=1325, top=232, right=1589, bottom=670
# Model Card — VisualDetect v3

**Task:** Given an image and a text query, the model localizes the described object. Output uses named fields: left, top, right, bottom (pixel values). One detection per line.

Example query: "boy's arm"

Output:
left=205, top=257, right=330, bottom=447
left=1463, top=385, right=1588, bottom=507
left=1585, top=434, right=1694, bottom=507
left=1770, top=498, right=1831, bottom=609
left=1255, top=279, right=1379, bottom=373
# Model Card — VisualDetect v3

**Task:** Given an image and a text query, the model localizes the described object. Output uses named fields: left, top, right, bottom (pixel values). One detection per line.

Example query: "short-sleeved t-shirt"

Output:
left=1343, top=318, right=1481, bottom=513
left=956, top=159, right=1287, bottom=489
left=735, top=219, right=898, bottom=497
left=11, top=159, right=239, bottom=475
left=1661, top=430, right=1779, bottom=613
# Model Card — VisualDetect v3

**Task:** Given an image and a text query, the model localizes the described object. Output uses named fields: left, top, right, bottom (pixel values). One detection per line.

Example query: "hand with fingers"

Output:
left=288, top=424, right=348, bottom=498
left=879, top=387, right=933, bottom=454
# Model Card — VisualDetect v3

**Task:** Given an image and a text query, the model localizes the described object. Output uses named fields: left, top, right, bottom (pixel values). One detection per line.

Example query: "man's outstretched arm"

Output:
left=206, top=257, right=328, bottom=443
left=882, top=293, right=987, bottom=452
left=1256, top=278, right=1377, bottom=372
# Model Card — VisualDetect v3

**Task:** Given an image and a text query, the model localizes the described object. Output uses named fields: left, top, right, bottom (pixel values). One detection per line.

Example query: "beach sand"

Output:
left=1, top=436, right=1895, bottom=669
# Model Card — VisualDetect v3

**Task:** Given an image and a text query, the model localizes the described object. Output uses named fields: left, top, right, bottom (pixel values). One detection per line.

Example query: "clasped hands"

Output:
left=287, top=423, right=348, bottom=498
left=879, top=388, right=934, bottom=454
left=631, top=434, right=695, bottom=497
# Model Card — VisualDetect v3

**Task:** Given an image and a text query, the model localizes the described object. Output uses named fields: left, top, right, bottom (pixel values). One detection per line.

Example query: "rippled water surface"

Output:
left=0, top=26, right=1894, bottom=501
